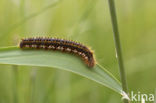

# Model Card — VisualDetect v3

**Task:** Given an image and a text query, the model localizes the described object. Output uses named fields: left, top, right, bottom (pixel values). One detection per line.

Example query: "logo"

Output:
left=130, top=91, right=155, bottom=102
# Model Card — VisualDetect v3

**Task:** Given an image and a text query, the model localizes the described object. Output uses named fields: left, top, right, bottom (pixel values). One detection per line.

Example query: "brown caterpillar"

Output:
left=19, top=37, right=96, bottom=68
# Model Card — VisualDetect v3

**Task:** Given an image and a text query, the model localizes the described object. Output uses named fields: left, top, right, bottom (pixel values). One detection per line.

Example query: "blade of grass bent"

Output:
left=0, top=46, right=122, bottom=94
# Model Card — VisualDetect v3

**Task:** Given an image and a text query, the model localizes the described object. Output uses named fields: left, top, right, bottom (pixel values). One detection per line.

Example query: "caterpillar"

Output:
left=19, top=37, right=96, bottom=68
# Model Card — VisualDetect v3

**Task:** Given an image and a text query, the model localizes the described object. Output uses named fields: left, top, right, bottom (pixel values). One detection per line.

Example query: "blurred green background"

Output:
left=0, top=0, right=156, bottom=103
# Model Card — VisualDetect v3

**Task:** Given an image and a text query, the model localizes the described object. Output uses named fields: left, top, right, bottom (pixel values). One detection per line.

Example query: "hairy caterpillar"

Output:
left=19, top=37, right=95, bottom=68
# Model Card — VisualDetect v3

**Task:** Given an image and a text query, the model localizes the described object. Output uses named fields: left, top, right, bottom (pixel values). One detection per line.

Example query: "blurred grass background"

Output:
left=0, top=0, right=156, bottom=103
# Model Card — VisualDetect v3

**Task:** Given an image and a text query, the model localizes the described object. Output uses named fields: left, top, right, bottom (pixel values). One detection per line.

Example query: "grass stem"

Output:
left=12, top=66, right=19, bottom=103
left=108, top=0, right=129, bottom=103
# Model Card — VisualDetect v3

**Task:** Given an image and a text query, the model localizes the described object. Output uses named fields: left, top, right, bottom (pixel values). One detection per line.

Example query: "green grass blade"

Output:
left=0, top=46, right=122, bottom=94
